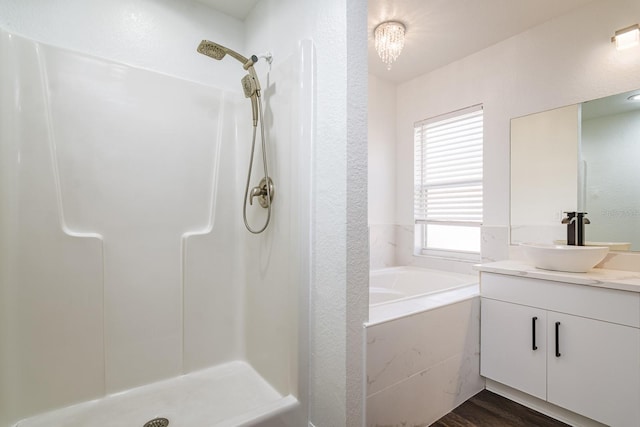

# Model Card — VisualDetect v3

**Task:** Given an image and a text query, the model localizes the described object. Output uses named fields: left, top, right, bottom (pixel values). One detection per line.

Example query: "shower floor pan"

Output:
left=15, top=361, right=297, bottom=427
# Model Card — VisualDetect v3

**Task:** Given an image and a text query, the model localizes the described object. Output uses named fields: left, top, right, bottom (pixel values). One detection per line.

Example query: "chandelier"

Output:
left=374, top=21, right=406, bottom=70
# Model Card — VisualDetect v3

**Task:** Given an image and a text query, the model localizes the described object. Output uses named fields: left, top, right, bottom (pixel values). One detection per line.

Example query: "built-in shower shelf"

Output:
left=15, top=361, right=297, bottom=427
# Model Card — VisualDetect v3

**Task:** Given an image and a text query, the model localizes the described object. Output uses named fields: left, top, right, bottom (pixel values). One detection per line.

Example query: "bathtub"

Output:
left=365, top=266, right=483, bottom=427
left=368, top=266, right=479, bottom=324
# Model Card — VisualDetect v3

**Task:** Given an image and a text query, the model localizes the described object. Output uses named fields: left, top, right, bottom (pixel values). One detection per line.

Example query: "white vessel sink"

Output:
left=553, top=240, right=631, bottom=251
left=520, top=243, right=609, bottom=273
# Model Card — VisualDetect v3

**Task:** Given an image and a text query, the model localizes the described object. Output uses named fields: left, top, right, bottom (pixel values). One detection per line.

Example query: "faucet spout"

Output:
left=576, top=212, right=589, bottom=246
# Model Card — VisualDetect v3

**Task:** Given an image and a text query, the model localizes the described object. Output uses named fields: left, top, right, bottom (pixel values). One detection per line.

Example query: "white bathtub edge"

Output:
left=365, top=284, right=480, bottom=327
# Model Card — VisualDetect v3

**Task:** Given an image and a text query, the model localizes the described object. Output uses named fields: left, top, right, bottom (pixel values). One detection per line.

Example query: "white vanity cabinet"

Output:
left=480, top=272, right=640, bottom=427
left=481, top=298, right=547, bottom=400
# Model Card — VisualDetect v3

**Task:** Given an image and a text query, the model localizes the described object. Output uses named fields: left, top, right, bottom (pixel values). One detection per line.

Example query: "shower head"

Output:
left=197, top=40, right=258, bottom=70
left=197, top=39, right=262, bottom=126
left=197, top=40, right=227, bottom=60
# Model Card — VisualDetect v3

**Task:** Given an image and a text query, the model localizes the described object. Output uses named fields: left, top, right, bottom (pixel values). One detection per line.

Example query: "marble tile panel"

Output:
left=481, top=225, right=510, bottom=263
left=366, top=298, right=480, bottom=396
left=366, top=351, right=484, bottom=427
left=510, top=224, right=565, bottom=246
left=394, top=224, right=415, bottom=266
left=369, top=224, right=398, bottom=269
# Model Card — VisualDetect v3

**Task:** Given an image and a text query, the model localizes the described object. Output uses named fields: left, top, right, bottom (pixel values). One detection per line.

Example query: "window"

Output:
left=414, top=105, right=483, bottom=257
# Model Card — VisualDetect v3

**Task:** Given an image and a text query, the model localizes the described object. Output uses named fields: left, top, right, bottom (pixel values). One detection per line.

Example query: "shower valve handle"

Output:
left=249, top=186, right=264, bottom=205
left=249, top=177, right=275, bottom=208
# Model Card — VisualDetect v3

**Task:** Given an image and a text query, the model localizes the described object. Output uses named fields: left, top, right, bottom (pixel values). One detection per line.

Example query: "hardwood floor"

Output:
left=431, top=390, right=570, bottom=427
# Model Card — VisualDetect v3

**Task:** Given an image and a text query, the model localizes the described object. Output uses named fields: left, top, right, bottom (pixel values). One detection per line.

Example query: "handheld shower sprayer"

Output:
left=241, top=74, right=259, bottom=126
left=196, top=40, right=274, bottom=234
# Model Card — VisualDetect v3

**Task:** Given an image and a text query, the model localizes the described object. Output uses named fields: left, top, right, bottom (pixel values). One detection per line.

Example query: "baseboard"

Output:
left=485, top=379, right=606, bottom=427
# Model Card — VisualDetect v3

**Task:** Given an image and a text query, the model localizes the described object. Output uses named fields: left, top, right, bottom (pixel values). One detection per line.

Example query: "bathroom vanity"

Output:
left=477, top=261, right=640, bottom=427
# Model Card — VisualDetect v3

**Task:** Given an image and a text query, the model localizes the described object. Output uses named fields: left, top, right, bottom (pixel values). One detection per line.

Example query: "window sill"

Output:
left=416, top=249, right=480, bottom=263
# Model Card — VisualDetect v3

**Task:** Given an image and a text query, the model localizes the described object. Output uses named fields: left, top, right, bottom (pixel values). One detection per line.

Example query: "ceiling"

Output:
left=195, top=0, right=597, bottom=84
left=194, top=0, right=259, bottom=20
left=369, top=0, right=597, bottom=83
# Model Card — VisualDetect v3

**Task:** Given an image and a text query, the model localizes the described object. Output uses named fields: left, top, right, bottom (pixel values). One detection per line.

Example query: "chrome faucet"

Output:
left=562, top=211, right=590, bottom=246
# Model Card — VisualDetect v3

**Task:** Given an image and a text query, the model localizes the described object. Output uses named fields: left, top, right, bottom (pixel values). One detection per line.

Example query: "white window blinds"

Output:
left=414, top=105, right=483, bottom=225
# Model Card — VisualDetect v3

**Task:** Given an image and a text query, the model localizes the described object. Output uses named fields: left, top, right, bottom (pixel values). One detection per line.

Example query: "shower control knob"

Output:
left=249, top=177, right=274, bottom=208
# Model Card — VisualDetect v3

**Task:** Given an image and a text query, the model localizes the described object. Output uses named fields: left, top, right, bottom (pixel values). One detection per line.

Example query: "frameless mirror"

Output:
left=510, top=89, right=640, bottom=252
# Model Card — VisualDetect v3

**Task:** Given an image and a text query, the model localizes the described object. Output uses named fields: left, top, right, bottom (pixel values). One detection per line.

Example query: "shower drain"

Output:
left=143, top=417, right=169, bottom=427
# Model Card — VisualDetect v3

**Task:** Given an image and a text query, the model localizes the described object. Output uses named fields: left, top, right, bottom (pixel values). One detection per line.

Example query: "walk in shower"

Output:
left=0, top=17, right=312, bottom=427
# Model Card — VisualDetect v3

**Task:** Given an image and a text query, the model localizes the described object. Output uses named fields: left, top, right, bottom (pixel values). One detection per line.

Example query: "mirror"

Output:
left=511, top=89, right=640, bottom=252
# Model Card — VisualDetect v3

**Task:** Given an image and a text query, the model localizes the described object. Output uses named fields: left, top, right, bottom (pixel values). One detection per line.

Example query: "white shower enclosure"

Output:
left=0, top=28, right=311, bottom=427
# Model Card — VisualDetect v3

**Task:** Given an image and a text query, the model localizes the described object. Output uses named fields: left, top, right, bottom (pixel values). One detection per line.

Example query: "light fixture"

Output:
left=628, top=93, right=640, bottom=101
left=375, top=21, right=406, bottom=70
left=611, top=24, right=640, bottom=50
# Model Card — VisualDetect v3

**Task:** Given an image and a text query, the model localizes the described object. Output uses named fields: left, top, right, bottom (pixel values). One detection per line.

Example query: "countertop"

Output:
left=475, top=260, right=640, bottom=293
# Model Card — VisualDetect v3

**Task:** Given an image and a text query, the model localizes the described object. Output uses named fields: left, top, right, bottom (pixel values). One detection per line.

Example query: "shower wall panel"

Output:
left=0, top=31, right=105, bottom=425
left=0, top=29, right=244, bottom=425
left=242, top=41, right=312, bottom=398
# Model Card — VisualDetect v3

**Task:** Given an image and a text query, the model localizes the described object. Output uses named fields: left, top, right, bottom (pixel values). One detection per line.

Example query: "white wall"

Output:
left=396, top=0, right=640, bottom=267
left=0, top=0, right=243, bottom=88
left=368, top=74, right=396, bottom=225
left=368, top=74, right=397, bottom=268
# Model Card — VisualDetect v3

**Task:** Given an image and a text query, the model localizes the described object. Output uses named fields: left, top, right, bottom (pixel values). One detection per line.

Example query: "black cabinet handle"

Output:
left=555, top=321, right=561, bottom=357
left=532, top=317, right=538, bottom=350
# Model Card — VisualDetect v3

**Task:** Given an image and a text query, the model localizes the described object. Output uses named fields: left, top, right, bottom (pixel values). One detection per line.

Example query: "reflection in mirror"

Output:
left=511, top=89, right=640, bottom=252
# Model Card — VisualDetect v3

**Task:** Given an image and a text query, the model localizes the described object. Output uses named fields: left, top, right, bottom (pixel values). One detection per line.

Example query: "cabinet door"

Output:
left=481, top=298, right=547, bottom=400
left=547, top=312, right=640, bottom=427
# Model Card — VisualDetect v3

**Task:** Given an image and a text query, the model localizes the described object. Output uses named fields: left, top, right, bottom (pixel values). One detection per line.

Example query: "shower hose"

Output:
left=242, top=93, right=272, bottom=234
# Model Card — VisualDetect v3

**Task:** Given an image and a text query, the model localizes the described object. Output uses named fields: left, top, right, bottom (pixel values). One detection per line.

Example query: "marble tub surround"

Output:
left=394, top=224, right=415, bottom=266
left=476, top=260, right=640, bottom=293
left=365, top=298, right=484, bottom=426
left=480, top=226, right=510, bottom=264
left=395, top=224, right=506, bottom=275
left=369, top=224, right=397, bottom=269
